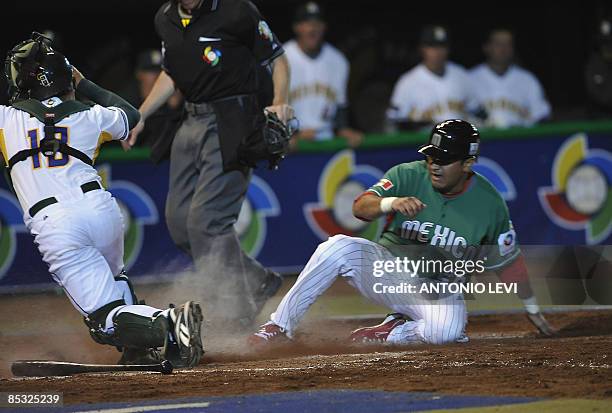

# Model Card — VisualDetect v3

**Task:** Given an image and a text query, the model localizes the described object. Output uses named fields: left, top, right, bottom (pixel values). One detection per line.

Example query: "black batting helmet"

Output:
left=4, top=32, right=73, bottom=103
left=418, top=119, right=480, bottom=164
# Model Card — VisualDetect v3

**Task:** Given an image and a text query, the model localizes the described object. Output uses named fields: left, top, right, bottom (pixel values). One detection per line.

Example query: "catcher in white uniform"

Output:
left=469, top=28, right=551, bottom=128
left=0, top=33, right=203, bottom=367
left=388, top=25, right=476, bottom=130
left=285, top=2, right=363, bottom=147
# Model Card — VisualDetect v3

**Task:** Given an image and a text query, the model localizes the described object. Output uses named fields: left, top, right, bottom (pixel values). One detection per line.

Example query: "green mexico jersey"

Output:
left=367, top=160, right=520, bottom=272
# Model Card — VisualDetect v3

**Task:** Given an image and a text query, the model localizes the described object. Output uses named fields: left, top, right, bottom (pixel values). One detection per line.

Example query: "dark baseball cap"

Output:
left=136, top=49, right=162, bottom=71
left=294, top=2, right=325, bottom=23
left=420, top=25, right=450, bottom=46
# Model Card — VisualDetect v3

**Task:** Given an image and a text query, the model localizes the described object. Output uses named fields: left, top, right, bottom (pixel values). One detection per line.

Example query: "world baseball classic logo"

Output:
left=235, top=175, right=281, bottom=257
left=304, top=150, right=384, bottom=240
left=0, top=189, right=27, bottom=280
left=538, top=133, right=612, bottom=245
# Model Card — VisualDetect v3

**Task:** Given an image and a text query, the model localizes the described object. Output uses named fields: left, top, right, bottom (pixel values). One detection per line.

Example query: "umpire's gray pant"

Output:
left=166, top=102, right=268, bottom=326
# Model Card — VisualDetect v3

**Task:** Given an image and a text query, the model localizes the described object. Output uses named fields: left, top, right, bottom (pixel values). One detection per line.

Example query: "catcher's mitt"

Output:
left=261, top=110, right=297, bottom=170
left=238, top=110, right=297, bottom=170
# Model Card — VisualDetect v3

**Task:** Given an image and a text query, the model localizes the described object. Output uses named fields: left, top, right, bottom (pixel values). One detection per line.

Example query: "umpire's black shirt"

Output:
left=154, top=0, right=284, bottom=103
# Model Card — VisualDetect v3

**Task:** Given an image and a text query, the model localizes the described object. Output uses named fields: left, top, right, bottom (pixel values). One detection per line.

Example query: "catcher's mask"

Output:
left=4, top=32, right=73, bottom=103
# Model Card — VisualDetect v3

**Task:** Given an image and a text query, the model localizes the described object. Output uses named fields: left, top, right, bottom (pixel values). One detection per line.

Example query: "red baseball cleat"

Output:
left=350, top=313, right=408, bottom=344
left=248, top=322, right=289, bottom=346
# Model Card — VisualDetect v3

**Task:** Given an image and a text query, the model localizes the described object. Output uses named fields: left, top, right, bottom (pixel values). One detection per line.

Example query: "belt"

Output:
left=184, top=94, right=251, bottom=115
left=29, top=181, right=102, bottom=217
left=184, top=101, right=215, bottom=115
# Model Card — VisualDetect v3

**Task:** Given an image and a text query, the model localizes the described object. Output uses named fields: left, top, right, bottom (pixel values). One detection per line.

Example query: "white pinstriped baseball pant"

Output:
left=270, top=234, right=467, bottom=344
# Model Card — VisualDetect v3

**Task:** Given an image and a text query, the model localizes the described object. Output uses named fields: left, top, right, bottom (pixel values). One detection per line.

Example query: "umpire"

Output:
left=125, top=0, right=293, bottom=330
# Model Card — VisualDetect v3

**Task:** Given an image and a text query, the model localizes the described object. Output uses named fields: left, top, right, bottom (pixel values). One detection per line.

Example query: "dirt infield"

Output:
left=1, top=309, right=611, bottom=405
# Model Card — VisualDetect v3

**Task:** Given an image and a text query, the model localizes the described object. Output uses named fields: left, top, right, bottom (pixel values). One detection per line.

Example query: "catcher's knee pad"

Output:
left=84, top=299, right=125, bottom=346
left=115, top=270, right=139, bottom=305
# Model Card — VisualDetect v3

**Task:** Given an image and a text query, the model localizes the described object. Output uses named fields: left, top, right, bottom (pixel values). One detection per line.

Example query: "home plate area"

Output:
left=1, top=310, right=610, bottom=413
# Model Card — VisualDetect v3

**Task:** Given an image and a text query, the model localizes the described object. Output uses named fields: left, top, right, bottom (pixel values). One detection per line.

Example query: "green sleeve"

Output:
left=367, top=165, right=403, bottom=197
left=482, top=201, right=521, bottom=270
left=76, top=79, right=140, bottom=129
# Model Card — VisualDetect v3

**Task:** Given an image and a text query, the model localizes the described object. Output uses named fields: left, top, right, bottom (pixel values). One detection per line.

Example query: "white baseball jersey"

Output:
left=469, top=64, right=551, bottom=128
left=388, top=62, right=476, bottom=124
left=1, top=97, right=169, bottom=326
left=0, top=98, right=129, bottom=218
left=284, top=40, right=349, bottom=140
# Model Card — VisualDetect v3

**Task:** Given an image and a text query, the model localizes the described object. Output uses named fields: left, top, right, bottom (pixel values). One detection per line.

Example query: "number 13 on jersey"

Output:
left=27, top=127, right=69, bottom=169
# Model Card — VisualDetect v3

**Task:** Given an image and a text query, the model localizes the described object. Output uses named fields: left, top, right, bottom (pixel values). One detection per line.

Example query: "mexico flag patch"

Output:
left=376, top=178, right=394, bottom=191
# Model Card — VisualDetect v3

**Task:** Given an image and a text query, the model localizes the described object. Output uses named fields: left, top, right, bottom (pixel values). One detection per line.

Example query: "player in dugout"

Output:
left=387, top=25, right=477, bottom=131
left=285, top=2, right=364, bottom=148
left=469, top=28, right=551, bottom=128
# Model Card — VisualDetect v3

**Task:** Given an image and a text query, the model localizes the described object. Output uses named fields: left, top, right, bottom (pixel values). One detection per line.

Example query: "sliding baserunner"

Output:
left=249, top=119, right=555, bottom=346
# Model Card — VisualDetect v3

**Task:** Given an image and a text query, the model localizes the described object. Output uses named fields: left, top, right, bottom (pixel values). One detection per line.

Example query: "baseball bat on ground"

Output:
left=11, top=359, right=173, bottom=377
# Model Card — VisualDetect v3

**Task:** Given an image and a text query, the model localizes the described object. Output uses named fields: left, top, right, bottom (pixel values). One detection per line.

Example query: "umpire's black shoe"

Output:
left=223, top=271, right=284, bottom=332
left=253, top=270, right=283, bottom=315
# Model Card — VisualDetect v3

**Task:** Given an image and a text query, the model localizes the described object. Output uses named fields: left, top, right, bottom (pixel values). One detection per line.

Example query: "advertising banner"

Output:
left=0, top=131, right=610, bottom=290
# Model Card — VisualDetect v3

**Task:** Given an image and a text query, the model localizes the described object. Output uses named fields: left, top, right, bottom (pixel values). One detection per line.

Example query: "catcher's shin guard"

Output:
left=112, top=312, right=169, bottom=348
left=84, top=300, right=169, bottom=349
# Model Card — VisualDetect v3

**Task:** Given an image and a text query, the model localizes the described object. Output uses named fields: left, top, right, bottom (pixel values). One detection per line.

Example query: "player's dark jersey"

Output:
left=367, top=160, right=519, bottom=272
